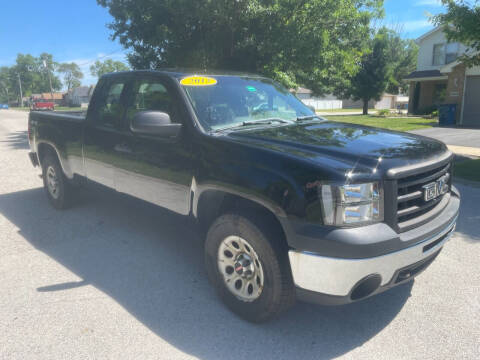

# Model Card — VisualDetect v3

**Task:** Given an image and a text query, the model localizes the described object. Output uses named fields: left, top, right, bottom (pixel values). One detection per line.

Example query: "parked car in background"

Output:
left=0, top=104, right=9, bottom=109
left=31, top=99, right=55, bottom=111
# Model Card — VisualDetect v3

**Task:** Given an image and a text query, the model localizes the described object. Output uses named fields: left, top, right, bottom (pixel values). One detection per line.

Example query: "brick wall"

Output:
left=418, top=81, right=435, bottom=110
left=444, top=64, right=466, bottom=123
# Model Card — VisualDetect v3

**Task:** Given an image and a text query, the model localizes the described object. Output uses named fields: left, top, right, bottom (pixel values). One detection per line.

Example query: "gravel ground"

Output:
left=0, top=109, right=479, bottom=360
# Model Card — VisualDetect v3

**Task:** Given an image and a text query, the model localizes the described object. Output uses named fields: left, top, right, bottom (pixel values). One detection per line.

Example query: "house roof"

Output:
left=404, top=70, right=448, bottom=81
left=441, top=60, right=462, bottom=74
left=41, top=92, right=65, bottom=100
left=415, top=26, right=444, bottom=44
left=441, top=50, right=479, bottom=73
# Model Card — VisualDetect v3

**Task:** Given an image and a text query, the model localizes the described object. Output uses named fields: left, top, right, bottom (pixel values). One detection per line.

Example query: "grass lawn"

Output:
left=317, top=108, right=363, bottom=113
left=9, top=107, right=31, bottom=111
left=454, top=159, right=480, bottom=183
left=325, top=115, right=438, bottom=132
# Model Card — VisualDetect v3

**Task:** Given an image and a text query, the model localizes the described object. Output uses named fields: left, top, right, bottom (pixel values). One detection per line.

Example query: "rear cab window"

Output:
left=90, top=78, right=127, bottom=129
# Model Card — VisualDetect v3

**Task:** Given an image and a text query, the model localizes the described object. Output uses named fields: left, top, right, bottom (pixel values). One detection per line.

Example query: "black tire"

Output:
left=41, top=153, right=72, bottom=209
left=205, top=213, right=295, bottom=322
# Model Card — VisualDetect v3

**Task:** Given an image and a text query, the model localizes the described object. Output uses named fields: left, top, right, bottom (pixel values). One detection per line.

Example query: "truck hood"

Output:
left=225, top=121, right=449, bottom=178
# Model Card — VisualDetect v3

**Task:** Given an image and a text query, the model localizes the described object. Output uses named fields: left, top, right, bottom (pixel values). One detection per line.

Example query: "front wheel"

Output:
left=205, top=213, right=295, bottom=322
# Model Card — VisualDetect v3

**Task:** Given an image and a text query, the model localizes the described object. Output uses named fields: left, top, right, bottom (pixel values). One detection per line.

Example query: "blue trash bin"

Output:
left=438, top=104, right=457, bottom=127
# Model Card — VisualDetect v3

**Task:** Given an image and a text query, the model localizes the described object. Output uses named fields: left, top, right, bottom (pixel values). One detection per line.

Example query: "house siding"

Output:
left=407, top=27, right=478, bottom=125
left=417, top=30, right=467, bottom=72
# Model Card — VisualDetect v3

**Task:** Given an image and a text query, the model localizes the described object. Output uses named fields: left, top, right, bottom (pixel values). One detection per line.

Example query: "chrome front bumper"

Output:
left=288, top=215, right=457, bottom=298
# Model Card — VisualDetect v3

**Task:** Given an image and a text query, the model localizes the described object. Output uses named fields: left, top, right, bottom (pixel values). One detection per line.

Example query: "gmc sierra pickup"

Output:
left=28, top=70, right=460, bottom=322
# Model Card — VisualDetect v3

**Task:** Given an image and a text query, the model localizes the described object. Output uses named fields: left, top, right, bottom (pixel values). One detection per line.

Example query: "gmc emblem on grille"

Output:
left=423, top=174, right=450, bottom=202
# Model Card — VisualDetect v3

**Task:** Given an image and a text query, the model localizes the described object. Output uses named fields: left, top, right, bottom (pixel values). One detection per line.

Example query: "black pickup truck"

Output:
left=28, top=70, right=460, bottom=322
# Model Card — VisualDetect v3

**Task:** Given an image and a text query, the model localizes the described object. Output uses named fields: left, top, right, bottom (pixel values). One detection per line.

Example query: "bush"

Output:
left=415, top=105, right=437, bottom=116
left=377, top=109, right=390, bottom=117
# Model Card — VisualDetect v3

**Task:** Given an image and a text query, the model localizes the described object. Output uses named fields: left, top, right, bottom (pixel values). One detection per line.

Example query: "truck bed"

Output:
left=30, top=110, right=86, bottom=122
left=29, top=110, right=87, bottom=178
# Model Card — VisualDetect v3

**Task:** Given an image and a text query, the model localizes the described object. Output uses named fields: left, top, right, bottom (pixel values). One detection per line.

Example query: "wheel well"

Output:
left=196, top=191, right=287, bottom=244
left=37, top=143, right=57, bottom=166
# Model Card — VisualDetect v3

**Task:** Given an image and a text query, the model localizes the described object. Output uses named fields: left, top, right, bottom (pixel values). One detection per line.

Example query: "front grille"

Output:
left=395, top=162, right=451, bottom=232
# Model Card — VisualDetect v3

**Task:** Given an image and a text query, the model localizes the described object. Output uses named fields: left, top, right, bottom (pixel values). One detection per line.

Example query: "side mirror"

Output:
left=131, top=111, right=182, bottom=137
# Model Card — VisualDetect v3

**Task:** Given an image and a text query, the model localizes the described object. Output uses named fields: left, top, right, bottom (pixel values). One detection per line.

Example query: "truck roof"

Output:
left=101, top=69, right=267, bottom=80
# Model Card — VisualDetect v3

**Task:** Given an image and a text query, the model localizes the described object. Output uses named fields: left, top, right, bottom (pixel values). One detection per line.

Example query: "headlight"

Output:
left=320, top=183, right=383, bottom=226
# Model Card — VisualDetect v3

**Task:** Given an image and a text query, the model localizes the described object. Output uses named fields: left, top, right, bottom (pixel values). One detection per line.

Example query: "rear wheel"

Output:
left=41, top=154, right=72, bottom=209
left=205, top=213, right=295, bottom=322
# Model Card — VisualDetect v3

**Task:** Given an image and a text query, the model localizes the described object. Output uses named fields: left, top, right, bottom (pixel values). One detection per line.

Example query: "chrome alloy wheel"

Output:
left=217, top=236, right=264, bottom=302
left=46, top=166, right=60, bottom=199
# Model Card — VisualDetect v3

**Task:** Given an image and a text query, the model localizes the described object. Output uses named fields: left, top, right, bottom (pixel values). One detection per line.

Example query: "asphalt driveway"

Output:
left=0, top=110, right=479, bottom=359
left=410, top=127, right=480, bottom=148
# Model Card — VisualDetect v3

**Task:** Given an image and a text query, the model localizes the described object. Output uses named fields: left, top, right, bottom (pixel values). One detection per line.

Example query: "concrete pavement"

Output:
left=0, top=109, right=479, bottom=359
left=410, top=127, right=480, bottom=157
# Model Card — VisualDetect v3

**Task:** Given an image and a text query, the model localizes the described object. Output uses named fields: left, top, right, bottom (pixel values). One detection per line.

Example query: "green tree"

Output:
left=97, top=0, right=383, bottom=94
left=0, top=67, right=14, bottom=103
left=0, top=53, right=63, bottom=104
left=434, top=0, right=480, bottom=66
left=37, top=53, right=62, bottom=94
left=381, top=28, right=418, bottom=94
left=338, top=32, right=391, bottom=115
left=89, top=59, right=130, bottom=78
left=11, top=53, right=62, bottom=96
left=58, top=63, right=84, bottom=91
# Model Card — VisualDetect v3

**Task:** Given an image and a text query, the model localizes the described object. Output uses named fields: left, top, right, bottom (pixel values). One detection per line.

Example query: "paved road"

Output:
left=0, top=110, right=479, bottom=359
left=410, top=127, right=480, bottom=148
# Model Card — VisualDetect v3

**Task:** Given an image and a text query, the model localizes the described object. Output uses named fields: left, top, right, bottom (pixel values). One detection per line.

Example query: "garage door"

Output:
left=463, top=76, right=480, bottom=127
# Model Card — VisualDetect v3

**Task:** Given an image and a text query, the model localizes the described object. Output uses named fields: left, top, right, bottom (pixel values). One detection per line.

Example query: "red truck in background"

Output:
left=31, top=99, right=55, bottom=111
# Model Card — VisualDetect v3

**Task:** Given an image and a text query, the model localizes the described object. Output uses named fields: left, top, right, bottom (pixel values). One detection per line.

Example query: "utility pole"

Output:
left=43, top=60, right=54, bottom=105
left=17, top=74, right=23, bottom=107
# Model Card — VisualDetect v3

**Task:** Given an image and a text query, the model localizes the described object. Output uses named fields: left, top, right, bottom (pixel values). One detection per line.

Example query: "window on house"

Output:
left=445, top=43, right=459, bottom=64
left=433, top=44, right=446, bottom=65
left=433, top=43, right=459, bottom=65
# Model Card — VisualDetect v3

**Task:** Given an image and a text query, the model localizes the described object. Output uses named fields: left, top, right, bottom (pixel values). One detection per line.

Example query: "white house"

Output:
left=66, top=86, right=95, bottom=107
left=294, top=87, right=343, bottom=110
left=405, top=26, right=480, bottom=127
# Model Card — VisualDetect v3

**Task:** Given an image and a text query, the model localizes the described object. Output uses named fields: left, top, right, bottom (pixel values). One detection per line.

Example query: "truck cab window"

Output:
left=126, top=80, right=179, bottom=124
left=94, top=81, right=126, bottom=128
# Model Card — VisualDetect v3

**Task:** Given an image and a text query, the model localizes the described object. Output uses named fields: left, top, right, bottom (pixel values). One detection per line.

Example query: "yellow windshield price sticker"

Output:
left=180, top=76, right=218, bottom=86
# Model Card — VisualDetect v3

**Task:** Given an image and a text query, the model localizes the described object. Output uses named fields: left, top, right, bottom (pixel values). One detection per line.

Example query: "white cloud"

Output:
left=414, top=0, right=443, bottom=6
left=400, top=19, right=433, bottom=31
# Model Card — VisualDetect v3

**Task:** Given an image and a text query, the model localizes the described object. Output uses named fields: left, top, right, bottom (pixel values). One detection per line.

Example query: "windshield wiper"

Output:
left=215, top=118, right=291, bottom=132
left=296, top=115, right=323, bottom=121
left=242, top=118, right=291, bottom=126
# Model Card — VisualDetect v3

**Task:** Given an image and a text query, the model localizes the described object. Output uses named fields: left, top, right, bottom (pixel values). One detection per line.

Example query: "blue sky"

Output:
left=383, top=0, right=445, bottom=37
left=0, top=0, right=446, bottom=86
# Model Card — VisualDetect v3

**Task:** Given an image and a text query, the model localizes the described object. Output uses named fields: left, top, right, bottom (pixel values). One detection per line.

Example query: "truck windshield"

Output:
left=181, top=76, right=315, bottom=131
